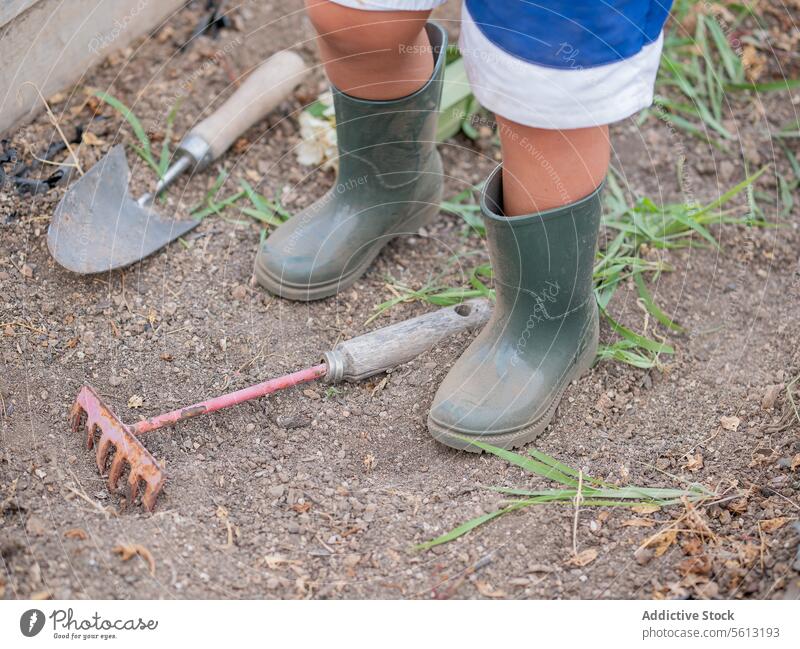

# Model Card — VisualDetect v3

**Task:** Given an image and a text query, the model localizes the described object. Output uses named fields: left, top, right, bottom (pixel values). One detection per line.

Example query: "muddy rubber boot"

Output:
left=254, top=23, right=447, bottom=301
left=428, top=165, right=603, bottom=451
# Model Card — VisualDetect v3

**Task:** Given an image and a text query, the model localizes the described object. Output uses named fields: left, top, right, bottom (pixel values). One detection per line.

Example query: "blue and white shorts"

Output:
left=329, top=0, right=672, bottom=129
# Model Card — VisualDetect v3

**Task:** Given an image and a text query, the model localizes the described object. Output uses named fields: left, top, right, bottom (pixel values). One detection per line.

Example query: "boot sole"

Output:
left=428, top=312, right=599, bottom=452
left=254, top=202, right=440, bottom=302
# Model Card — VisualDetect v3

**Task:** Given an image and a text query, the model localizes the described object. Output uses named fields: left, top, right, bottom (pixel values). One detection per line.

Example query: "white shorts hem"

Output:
left=458, top=5, right=663, bottom=129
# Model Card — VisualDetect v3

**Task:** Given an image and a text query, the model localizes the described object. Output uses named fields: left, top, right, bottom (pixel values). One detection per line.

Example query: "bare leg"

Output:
left=496, top=115, right=610, bottom=215
left=305, top=0, right=433, bottom=100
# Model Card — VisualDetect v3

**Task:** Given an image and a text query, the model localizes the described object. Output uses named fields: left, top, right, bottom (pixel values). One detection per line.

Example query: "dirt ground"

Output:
left=1, top=1, right=799, bottom=600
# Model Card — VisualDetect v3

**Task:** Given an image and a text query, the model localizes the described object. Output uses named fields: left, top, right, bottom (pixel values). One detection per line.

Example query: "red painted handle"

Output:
left=129, top=364, right=326, bottom=435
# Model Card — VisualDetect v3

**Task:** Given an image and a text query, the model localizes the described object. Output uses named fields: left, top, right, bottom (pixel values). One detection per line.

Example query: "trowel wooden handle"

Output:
left=322, top=299, right=493, bottom=383
left=189, top=50, right=308, bottom=164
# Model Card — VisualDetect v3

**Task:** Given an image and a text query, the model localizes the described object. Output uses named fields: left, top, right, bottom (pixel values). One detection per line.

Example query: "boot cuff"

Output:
left=480, top=164, right=604, bottom=226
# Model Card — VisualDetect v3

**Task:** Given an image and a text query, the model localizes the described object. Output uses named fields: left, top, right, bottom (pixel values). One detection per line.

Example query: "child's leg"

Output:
left=427, top=1, right=671, bottom=450
left=255, top=4, right=447, bottom=300
left=496, top=117, right=610, bottom=216
left=305, top=0, right=433, bottom=100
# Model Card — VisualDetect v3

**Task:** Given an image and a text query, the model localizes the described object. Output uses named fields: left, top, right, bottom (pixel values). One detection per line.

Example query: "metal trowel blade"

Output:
left=47, top=145, right=199, bottom=274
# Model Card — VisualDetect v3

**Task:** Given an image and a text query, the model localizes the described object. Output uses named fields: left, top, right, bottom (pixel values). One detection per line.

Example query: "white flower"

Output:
left=296, top=93, right=338, bottom=170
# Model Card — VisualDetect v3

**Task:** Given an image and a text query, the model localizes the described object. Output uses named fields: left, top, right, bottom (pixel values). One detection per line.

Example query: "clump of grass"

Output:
left=650, top=3, right=800, bottom=150
left=366, top=263, right=492, bottom=325
left=440, top=184, right=484, bottom=236
left=370, top=167, right=764, bottom=368
left=185, top=176, right=293, bottom=229
left=188, top=170, right=245, bottom=220
left=416, top=437, right=716, bottom=550
left=238, top=179, right=291, bottom=243
left=94, top=91, right=180, bottom=180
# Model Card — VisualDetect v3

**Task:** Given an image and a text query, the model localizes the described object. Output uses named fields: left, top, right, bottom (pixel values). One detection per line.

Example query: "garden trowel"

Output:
left=48, top=50, right=308, bottom=274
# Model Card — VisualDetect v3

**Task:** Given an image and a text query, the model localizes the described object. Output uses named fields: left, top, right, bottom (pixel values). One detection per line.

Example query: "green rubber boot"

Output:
left=254, top=23, right=447, bottom=300
left=428, top=166, right=603, bottom=451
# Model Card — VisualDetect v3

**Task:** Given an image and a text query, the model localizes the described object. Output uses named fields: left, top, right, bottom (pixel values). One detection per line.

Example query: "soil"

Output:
left=1, top=1, right=799, bottom=600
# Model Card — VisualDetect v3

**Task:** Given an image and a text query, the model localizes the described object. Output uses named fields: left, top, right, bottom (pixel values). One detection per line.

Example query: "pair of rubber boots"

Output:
left=255, top=24, right=601, bottom=451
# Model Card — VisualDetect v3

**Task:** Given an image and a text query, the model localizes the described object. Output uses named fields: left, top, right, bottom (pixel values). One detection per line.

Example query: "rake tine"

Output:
left=127, top=471, right=140, bottom=507
left=142, top=480, right=163, bottom=513
left=84, top=420, right=97, bottom=450
left=69, top=400, right=84, bottom=434
left=95, top=433, right=113, bottom=474
left=107, top=453, right=127, bottom=491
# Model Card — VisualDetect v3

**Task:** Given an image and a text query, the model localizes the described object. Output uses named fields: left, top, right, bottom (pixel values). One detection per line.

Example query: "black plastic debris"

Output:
left=0, top=130, right=82, bottom=196
left=182, top=0, right=233, bottom=50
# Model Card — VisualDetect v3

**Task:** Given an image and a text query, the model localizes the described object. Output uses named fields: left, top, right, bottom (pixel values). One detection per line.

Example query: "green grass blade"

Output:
left=415, top=502, right=530, bottom=551
left=158, top=99, right=182, bottom=179
left=725, top=79, right=800, bottom=92
left=95, top=91, right=157, bottom=173
left=600, top=309, right=675, bottom=355
left=633, top=272, right=684, bottom=332
left=459, top=438, right=579, bottom=487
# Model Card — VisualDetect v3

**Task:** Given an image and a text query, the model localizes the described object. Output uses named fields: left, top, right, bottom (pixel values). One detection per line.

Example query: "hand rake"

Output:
left=68, top=299, right=491, bottom=512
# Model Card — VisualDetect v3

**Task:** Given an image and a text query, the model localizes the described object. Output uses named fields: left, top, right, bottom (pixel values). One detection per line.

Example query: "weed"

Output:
left=416, top=438, right=716, bottom=550
left=188, top=170, right=245, bottom=220
left=649, top=4, right=800, bottom=149
left=95, top=91, right=181, bottom=180
left=237, top=179, right=292, bottom=242
left=440, top=184, right=484, bottom=236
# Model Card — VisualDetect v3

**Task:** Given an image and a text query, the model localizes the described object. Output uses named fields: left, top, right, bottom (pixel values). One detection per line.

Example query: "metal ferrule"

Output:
left=321, top=350, right=344, bottom=384
left=176, top=132, right=213, bottom=171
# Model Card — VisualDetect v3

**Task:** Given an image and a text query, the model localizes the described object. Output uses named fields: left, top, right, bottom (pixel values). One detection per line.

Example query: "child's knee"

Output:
left=305, top=0, right=428, bottom=58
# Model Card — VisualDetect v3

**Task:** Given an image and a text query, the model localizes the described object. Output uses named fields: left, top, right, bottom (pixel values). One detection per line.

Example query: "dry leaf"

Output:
left=720, top=415, right=740, bottom=431
left=363, top=453, right=376, bottom=473
left=82, top=131, right=104, bottom=146
left=761, top=384, right=783, bottom=410
left=791, top=454, right=800, bottom=471
left=632, top=504, right=661, bottom=515
left=736, top=542, right=760, bottom=567
left=303, top=389, right=320, bottom=400
left=127, top=395, right=144, bottom=409
left=681, top=536, right=704, bottom=556
left=567, top=548, right=598, bottom=567
left=475, top=580, right=507, bottom=598
left=728, top=497, right=748, bottom=514
left=742, top=44, right=767, bottom=82
left=650, top=529, right=678, bottom=557
left=371, top=376, right=388, bottom=397
left=685, top=452, right=704, bottom=472
left=31, top=590, right=52, bottom=600
left=63, top=528, right=88, bottom=540
left=263, top=555, right=300, bottom=569
left=678, top=554, right=711, bottom=576
left=113, top=543, right=155, bottom=575
left=759, top=517, right=789, bottom=533
left=291, top=502, right=311, bottom=513
left=622, top=518, right=656, bottom=528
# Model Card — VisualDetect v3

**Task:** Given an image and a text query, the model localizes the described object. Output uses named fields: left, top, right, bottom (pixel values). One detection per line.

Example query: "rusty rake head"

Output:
left=69, top=385, right=166, bottom=511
